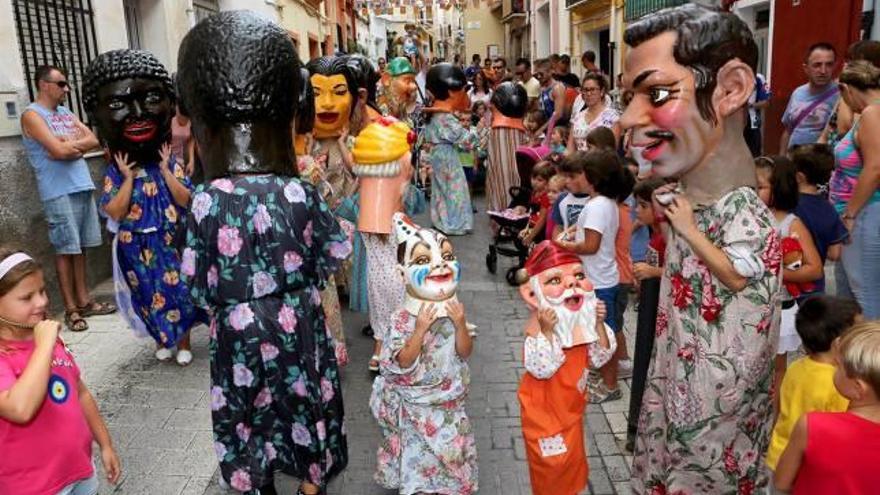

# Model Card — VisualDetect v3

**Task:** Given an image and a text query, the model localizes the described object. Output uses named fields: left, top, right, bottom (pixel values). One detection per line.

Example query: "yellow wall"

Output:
left=463, top=5, right=504, bottom=60
left=279, top=0, right=326, bottom=62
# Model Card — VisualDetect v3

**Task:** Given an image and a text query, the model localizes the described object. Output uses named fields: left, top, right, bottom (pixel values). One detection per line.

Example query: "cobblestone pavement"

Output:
left=69, top=197, right=638, bottom=494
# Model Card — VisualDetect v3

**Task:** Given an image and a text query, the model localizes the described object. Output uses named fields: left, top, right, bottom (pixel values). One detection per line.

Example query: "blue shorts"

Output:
left=594, top=285, right=621, bottom=333
left=56, top=470, right=98, bottom=495
left=43, top=190, right=102, bottom=255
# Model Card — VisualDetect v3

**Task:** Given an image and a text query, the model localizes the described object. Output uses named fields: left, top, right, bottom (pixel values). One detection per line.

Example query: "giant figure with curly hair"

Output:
left=177, top=11, right=350, bottom=495
left=84, top=49, right=205, bottom=365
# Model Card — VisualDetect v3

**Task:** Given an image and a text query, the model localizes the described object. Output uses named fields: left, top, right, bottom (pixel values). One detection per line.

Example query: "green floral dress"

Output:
left=182, top=175, right=351, bottom=493
left=631, top=187, right=782, bottom=494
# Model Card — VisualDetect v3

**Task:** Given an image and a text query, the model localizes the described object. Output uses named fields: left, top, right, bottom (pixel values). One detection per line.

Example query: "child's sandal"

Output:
left=368, top=355, right=380, bottom=372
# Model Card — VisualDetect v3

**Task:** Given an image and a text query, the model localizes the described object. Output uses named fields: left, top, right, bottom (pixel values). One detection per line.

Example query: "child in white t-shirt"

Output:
left=554, top=150, right=625, bottom=403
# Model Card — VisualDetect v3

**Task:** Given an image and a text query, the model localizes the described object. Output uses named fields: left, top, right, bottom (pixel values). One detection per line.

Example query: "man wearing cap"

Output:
left=516, top=240, right=615, bottom=495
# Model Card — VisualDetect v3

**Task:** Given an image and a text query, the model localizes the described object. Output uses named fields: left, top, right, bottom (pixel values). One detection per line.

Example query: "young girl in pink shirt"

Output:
left=0, top=247, right=120, bottom=495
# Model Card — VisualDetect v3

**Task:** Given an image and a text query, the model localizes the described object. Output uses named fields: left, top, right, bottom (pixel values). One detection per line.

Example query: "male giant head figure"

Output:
left=490, top=81, right=528, bottom=130
left=619, top=3, right=758, bottom=204
left=83, top=49, right=175, bottom=164
left=518, top=241, right=599, bottom=348
left=426, top=63, right=470, bottom=113
left=176, top=10, right=302, bottom=180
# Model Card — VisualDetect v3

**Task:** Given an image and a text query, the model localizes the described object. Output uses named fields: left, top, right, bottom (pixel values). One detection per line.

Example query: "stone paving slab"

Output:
left=66, top=199, right=639, bottom=494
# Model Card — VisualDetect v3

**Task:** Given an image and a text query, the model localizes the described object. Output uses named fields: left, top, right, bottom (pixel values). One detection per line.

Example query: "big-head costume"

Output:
left=619, top=4, right=781, bottom=493
left=177, top=11, right=350, bottom=493
left=84, top=49, right=202, bottom=349
left=422, top=63, right=479, bottom=235
left=486, top=81, right=529, bottom=211
left=369, top=213, right=478, bottom=493
left=516, top=241, right=615, bottom=495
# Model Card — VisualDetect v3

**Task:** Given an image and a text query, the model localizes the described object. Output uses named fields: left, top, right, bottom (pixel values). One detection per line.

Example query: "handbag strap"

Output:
left=789, top=86, right=839, bottom=133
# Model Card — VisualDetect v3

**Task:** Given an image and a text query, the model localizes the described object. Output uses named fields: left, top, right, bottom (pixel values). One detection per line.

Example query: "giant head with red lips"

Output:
left=394, top=212, right=461, bottom=317
left=619, top=3, right=759, bottom=205
left=518, top=241, right=600, bottom=348
left=83, top=49, right=175, bottom=165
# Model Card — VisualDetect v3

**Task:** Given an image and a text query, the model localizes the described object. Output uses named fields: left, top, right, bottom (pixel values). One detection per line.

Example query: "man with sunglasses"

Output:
left=20, top=65, right=116, bottom=332
left=514, top=58, right=541, bottom=109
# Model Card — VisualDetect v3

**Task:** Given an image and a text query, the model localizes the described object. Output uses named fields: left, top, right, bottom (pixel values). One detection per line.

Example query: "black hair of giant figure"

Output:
left=82, top=49, right=175, bottom=165
left=305, top=56, right=360, bottom=117
left=296, top=67, right=315, bottom=135
left=176, top=10, right=302, bottom=180
left=490, top=81, right=528, bottom=119
left=342, top=53, right=380, bottom=110
left=625, top=3, right=758, bottom=125
left=426, top=63, right=467, bottom=101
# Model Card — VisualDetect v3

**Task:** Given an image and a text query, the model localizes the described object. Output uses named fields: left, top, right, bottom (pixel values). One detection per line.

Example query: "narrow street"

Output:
left=70, top=196, right=637, bottom=495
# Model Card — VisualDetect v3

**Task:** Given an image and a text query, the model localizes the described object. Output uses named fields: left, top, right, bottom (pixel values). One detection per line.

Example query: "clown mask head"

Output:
left=394, top=213, right=460, bottom=309
left=519, top=241, right=598, bottom=348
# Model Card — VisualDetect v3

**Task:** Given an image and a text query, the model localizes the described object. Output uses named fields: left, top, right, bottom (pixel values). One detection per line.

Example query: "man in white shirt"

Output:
left=514, top=58, right=541, bottom=110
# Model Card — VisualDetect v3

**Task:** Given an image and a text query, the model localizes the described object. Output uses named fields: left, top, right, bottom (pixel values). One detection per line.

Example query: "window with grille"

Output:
left=193, top=0, right=219, bottom=24
left=12, top=0, right=99, bottom=124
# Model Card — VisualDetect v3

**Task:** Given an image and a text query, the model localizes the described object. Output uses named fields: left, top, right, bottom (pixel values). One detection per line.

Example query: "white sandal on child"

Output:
left=368, top=354, right=380, bottom=372
left=155, top=347, right=173, bottom=361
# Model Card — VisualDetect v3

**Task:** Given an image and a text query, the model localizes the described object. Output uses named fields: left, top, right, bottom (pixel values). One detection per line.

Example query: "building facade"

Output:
left=463, top=0, right=503, bottom=61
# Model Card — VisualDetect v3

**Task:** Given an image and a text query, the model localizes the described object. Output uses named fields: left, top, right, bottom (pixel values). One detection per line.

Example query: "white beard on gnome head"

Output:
left=529, top=277, right=598, bottom=348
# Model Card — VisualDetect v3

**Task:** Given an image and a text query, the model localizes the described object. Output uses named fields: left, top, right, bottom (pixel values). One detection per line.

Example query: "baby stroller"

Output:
left=485, top=144, right=550, bottom=285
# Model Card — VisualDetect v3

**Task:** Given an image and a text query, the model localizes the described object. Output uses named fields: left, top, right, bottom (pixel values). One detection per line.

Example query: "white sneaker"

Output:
left=176, top=349, right=193, bottom=366
left=618, top=359, right=634, bottom=379
left=155, top=347, right=173, bottom=361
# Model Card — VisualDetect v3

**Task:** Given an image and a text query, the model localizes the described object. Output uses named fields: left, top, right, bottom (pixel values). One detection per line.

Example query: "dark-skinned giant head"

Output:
left=83, top=49, right=174, bottom=163
left=176, top=10, right=302, bottom=180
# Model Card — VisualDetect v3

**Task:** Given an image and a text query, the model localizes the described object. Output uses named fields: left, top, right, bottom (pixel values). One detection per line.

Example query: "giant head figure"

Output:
left=342, top=53, right=382, bottom=130
left=619, top=3, right=758, bottom=204
left=306, top=56, right=359, bottom=139
left=518, top=241, right=599, bottom=348
left=490, top=81, right=528, bottom=131
left=176, top=10, right=302, bottom=180
left=386, top=57, right=418, bottom=117
left=394, top=213, right=461, bottom=317
left=352, top=117, right=414, bottom=234
left=83, top=49, right=175, bottom=164
left=426, top=63, right=470, bottom=113
left=294, top=67, right=315, bottom=156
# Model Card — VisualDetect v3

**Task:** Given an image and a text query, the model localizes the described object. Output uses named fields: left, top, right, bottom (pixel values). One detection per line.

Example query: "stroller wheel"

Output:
left=505, top=266, right=520, bottom=286
left=486, top=251, right=497, bottom=274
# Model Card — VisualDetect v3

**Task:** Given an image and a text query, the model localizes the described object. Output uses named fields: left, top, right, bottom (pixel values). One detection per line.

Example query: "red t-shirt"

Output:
left=792, top=412, right=880, bottom=494
left=0, top=339, right=94, bottom=494
left=529, top=191, right=551, bottom=227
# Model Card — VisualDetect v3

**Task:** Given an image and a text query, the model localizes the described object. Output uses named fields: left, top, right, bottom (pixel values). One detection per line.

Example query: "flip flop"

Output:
left=368, top=355, right=380, bottom=372
left=77, top=300, right=117, bottom=317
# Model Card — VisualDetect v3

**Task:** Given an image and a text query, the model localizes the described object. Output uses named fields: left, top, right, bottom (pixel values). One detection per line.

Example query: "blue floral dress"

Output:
left=181, top=176, right=352, bottom=493
left=100, top=160, right=202, bottom=348
left=423, top=113, right=480, bottom=235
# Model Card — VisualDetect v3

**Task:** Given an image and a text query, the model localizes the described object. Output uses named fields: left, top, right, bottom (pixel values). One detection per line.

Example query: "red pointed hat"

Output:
left=524, top=240, right=581, bottom=277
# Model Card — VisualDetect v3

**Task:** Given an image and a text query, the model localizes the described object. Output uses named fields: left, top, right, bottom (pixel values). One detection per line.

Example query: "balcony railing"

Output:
left=624, top=0, right=687, bottom=21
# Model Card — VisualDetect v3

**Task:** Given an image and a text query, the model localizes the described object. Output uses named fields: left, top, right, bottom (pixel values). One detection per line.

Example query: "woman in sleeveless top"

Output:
left=568, top=73, right=620, bottom=153
left=831, top=62, right=880, bottom=318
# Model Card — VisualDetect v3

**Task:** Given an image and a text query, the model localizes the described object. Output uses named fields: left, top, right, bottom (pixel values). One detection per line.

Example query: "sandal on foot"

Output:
left=64, top=310, right=89, bottom=332
left=368, top=355, right=380, bottom=372
left=77, top=300, right=117, bottom=317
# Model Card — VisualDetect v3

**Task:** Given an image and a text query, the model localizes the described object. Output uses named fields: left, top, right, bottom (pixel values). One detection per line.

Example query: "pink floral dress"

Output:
left=631, top=187, right=782, bottom=494
left=370, top=309, right=478, bottom=494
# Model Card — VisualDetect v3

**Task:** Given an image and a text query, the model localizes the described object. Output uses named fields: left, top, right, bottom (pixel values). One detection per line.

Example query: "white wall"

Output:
left=218, top=0, right=280, bottom=20
left=93, top=0, right=130, bottom=54
left=533, top=2, right=550, bottom=59
left=369, top=14, right=389, bottom=59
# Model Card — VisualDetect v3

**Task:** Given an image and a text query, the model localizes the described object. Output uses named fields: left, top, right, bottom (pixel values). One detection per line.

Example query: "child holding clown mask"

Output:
left=369, top=213, right=478, bottom=494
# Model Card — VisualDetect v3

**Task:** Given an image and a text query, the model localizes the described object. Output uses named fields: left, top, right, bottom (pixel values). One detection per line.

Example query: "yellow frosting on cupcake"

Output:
left=352, top=117, right=412, bottom=165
